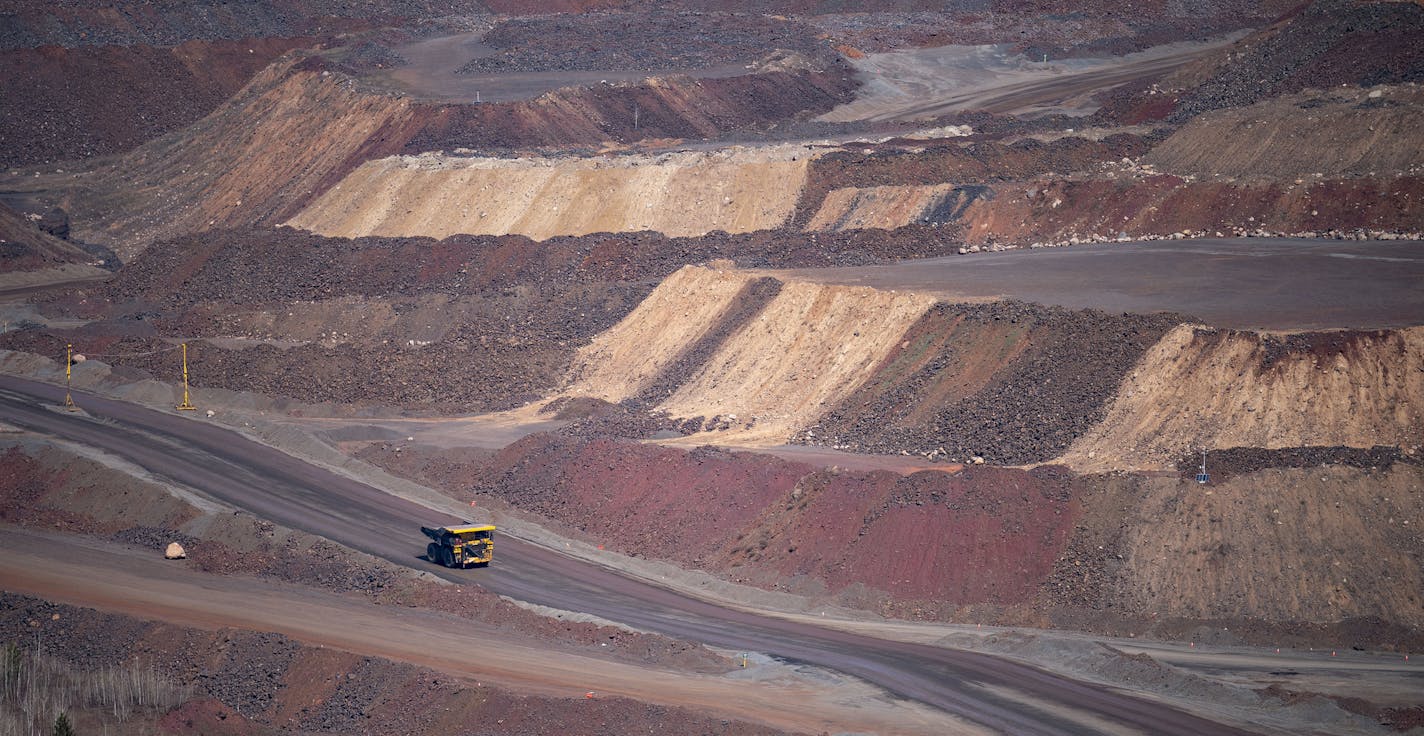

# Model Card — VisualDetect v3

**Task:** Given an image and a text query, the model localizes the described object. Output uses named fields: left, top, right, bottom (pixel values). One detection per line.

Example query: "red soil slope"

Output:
left=477, top=434, right=1077, bottom=613
left=957, top=175, right=1424, bottom=247
left=461, top=431, right=1424, bottom=646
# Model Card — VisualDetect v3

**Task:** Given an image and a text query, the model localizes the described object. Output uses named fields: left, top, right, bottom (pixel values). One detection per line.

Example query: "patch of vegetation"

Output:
left=0, top=641, right=190, bottom=736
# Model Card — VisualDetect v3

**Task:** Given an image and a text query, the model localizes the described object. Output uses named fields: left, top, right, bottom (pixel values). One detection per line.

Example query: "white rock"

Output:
left=164, top=542, right=187, bottom=560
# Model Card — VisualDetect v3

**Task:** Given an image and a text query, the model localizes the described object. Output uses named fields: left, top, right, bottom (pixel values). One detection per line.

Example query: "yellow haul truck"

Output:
left=422, top=524, right=495, bottom=568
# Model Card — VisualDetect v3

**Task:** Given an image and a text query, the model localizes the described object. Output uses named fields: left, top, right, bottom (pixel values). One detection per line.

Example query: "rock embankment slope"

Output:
left=1144, top=85, right=1424, bottom=179
left=470, top=431, right=1424, bottom=645
left=69, top=58, right=428, bottom=260
left=40, top=50, right=853, bottom=260
left=1059, top=325, right=1424, bottom=471
left=804, top=86, right=1424, bottom=244
left=560, top=265, right=1424, bottom=468
left=0, top=37, right=316, bottom=168
left=287, top=148, right=812, bottom=241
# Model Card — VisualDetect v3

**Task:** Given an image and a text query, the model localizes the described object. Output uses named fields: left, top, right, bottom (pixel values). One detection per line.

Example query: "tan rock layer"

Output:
left=286, top=149, right=810, bottom=241
left=1059, top=325, right=1424, bottom=471
left=566, top=266, right=754, bottom=402
left=562, top=265, right=936, bottom=444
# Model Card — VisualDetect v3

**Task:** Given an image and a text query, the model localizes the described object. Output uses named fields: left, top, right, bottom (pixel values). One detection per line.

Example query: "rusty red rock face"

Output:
left=477, top=434, right=1078, bottom=608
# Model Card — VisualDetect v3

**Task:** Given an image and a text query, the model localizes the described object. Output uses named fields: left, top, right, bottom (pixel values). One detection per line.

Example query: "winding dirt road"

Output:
left=820, top=38, right=1236, bottom=122
left=0, top=375, right=1264, bottom=736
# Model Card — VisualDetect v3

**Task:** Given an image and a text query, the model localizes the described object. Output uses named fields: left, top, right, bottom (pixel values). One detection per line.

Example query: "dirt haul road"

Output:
left=769, top=238, right=1424, bottom=330
left=820, top=38, right=1237, bottom=122
left=0, top=376, right=1262, bottom=736
left=0, top=527, right=979, bottom=736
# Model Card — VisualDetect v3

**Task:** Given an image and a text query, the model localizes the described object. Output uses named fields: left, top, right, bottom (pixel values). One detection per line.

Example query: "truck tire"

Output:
left=426, top=543, right=440, bottom=563
left=441, top=547, right=455, bottom=568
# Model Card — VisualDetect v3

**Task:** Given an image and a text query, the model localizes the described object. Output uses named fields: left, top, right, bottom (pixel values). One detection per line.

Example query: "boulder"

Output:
left=164, top=542, right=187, bottom=559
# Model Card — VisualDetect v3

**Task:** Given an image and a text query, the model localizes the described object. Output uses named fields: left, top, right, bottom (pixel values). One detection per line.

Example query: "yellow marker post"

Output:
left=63, top=344, right=77, bottom=411
left=175, top=342, right=196, bottom=411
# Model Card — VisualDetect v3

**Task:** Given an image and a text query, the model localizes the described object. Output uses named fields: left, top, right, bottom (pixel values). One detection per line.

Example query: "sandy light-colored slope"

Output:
left=562, top=265, right=936, bottom=443
left=286, top=147, right=812, bottom=241
left=1059, top=325, right=1424, bottom=471
left=658, top=280, right=936, bottom=443
left=565, top=266, right=754, bottom=401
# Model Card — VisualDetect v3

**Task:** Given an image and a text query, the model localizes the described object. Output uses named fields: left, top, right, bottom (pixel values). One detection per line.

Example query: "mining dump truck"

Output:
left=422, top=524, right=495, bottom=568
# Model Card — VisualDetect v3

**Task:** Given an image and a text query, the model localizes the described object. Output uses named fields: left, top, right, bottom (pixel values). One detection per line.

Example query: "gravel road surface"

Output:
left=770, top=238, right=1424, bottom=330
left=0, top=375, right=1263, bottom=736
left=820, top=38, right=1237, bottom=122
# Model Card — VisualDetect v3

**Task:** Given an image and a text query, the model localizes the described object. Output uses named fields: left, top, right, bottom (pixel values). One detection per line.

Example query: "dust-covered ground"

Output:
left=819, top=36, right=1242, bottom=122
left=2, top=414, right=1419, bottom=736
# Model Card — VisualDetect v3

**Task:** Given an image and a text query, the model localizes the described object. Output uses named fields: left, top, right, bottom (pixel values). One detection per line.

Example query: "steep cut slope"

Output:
left=790, top=135, right=1149, bottom=229
left=286, top=148, right=811, bottom=241
left=950, top=175, right=1424, bottom=247
left=1060, top=325, right=1424, bottom=471
left=69, top=57, right=429, bottom=260
left=1049, top=462, right=1424, bottom=632
left=399, top=60, right=858, bottom=150
left=803, top=302, right=1181, bottom=464
left=0, top=202, right=109, bottom=288
left=1144, top=85, right=1424, bottom=180
left=563, top=268, right=1180, bottom=459
left=44, top=50, right=853, bottom=258
left=0, top=202, right=93, bottom=269
left=656, top=278, right=937, bottom=442
left=1161, top=0, right=1424, bottom=121
left=562, top=266, right=937, bottom=443
left=802, top=89, right=1424, bottom=241
left=565, top=267, right=759, bottom=403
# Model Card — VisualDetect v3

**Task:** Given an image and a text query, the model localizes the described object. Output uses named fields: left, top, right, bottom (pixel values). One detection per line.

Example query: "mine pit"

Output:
left=2, top=2, right=1423, bottom=734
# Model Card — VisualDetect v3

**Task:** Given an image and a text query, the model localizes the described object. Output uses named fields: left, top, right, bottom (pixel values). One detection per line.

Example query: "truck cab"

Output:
left=421, top=523, right=495, bottom=568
